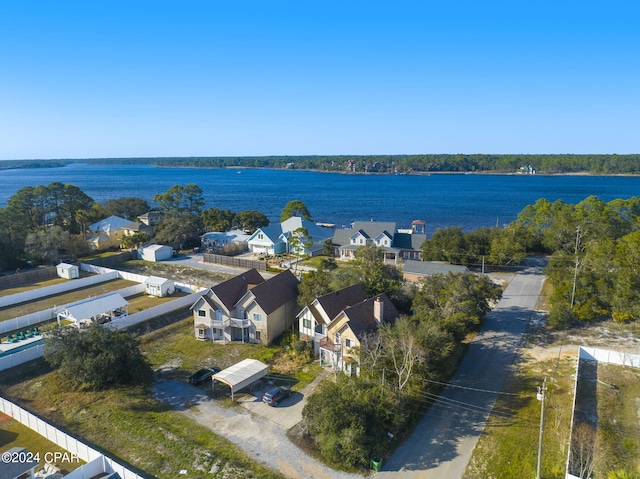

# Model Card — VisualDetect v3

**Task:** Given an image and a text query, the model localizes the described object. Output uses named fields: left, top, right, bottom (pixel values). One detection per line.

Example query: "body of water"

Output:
left=2, top=163, right=640, bottom=234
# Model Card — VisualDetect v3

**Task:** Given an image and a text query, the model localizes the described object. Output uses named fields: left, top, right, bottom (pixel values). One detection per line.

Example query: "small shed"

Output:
left=56, top=292, right=128, bottom=327
left=56, top=262, right=80, bottom=279
left=139, top=244, right=173, bottom=262
left=211, top=358, right=269, bottom=400
left=145, top=276, right=175, bottom=297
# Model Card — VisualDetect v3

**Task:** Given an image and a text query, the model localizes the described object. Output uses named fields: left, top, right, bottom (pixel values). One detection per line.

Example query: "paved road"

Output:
left=378, top=266, right=545, bottom=479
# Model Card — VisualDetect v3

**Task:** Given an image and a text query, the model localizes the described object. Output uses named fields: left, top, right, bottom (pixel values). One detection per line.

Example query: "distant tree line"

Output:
left=7, top=154, right=640, bottom=175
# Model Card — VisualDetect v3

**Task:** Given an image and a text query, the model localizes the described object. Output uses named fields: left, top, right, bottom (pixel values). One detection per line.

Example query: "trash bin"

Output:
left=370, top=457, right=383, bottom=472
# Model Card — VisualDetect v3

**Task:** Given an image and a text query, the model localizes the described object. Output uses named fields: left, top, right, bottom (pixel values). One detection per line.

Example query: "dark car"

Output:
left=189, top=367, right=221, bottom=385
left=262, top=386, right=291, bottom=406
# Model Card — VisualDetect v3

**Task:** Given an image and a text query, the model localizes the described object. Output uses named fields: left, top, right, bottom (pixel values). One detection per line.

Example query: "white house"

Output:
left=246, top=216, right=333, bottom=256
left=56, top=262, right=80, bottom=279
left=138, top=244, right=173, bottom=262
left=144, top=276, right=174, bottom=297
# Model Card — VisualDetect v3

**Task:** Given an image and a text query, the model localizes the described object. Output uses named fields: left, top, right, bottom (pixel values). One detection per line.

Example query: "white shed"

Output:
left=56, top=262, right=80, bottom=279
left=145, top=276, right=175, bottom=297
left=139, top=244, right=173, bottom=262
left=211, top=358, right=269, bottom=400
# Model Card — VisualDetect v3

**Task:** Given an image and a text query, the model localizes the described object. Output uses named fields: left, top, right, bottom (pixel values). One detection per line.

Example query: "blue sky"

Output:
left=0, top=1, right=638, bottom=159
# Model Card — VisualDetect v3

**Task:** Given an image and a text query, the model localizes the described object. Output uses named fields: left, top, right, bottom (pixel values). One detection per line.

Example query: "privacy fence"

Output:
left=203, top=253, right=266, bottom=271
left=0, top=396, right=146, bottom=479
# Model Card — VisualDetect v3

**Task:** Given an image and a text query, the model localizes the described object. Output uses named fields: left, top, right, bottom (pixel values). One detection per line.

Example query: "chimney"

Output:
left=373, top=297, right=384, bottom=324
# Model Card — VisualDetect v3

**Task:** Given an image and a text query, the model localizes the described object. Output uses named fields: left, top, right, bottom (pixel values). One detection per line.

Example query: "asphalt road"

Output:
left=378, top=265, right=545, bottom=479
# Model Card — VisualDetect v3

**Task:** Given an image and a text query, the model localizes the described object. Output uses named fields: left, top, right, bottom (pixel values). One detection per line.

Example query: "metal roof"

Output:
left=212, top=358, right=268, bottom=399
left=57, top=293, right=128, bottom=321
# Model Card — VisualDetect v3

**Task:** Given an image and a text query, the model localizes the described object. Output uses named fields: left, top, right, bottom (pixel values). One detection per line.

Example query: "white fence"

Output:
left=0, top=284, right=146, bottom=336
left=0, top=343, right=44, bottom=372
left=565, top=347, right=640, bottom=479
left=106, top=291, right=203, bottom=330
left=0, top=396, right=145, bottom=479
left=0, top=271, right=118, bottom=308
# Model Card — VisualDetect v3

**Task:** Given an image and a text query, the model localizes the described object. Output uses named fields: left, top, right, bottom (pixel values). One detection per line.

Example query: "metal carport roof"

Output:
left=212, top=358, right=268, bottom=400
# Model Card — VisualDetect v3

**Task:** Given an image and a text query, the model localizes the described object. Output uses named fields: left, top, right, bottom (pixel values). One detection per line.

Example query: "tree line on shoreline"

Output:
left=4, top=154, right=640, bottom=174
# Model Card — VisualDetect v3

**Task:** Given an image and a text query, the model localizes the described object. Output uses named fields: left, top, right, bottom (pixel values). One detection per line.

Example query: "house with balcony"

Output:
left=331, top=220, right=426, bottom=262
left=246, top=216, right=333, bottom=257
left=191, top=269, right=300, bottom=345
left=297, top=284, right=368, bottom=355
left=191, top=268, right=265, bottom=342
left=320, top=294, right=399, bottom=376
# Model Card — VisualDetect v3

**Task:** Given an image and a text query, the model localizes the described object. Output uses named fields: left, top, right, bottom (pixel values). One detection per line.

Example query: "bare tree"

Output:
left=569, top=422, right=598, bottom=479
left=381, top=317, right=426, bottom=391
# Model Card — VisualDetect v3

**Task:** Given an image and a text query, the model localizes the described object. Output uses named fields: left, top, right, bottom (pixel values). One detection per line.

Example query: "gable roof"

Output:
left=242, top=269, right=299, bottom=314
left=248, top=224, right=283, bottom=244
left=333, top=221, right=397, bottom=247
left=89, top=215, right=131, bottom=232
left=211, top=269, right=265, bottom=311
left=314, top=284, right=368, bottom=320
left=392, top=232, right=427, bottom=250
left=57, top=292, right=128, bottom=321
left=340, top=294, right=399, bottom=339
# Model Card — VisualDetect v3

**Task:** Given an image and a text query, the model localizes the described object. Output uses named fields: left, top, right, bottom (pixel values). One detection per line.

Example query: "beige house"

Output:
left=320, top=294, right=399, bottom=376
left=191, top=269, right=265, bottom=342
left=87, top=215, right=131, bottom=249
left=297, top=284, right=367, bottom=355
left=191, top=269, right=300, bottom=345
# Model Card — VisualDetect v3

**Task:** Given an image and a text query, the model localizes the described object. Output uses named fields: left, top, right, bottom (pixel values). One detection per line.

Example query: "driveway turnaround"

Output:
left=378, top=266, right=545, bottom=478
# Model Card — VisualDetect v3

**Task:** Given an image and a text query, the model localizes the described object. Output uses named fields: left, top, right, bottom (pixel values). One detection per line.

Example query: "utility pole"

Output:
left=570, top=226, right=581, bottom=310
left=536, top=377, right=547, bottom=479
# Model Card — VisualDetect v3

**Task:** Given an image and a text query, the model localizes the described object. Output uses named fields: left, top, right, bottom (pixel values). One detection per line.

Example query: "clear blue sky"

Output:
left=1, top=1, right=638, bottom=159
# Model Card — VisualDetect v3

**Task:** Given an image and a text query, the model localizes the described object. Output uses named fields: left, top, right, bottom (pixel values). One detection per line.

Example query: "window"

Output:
left=255, top=331, right=261, bottom=341
left=303, top=318, right=312, bottom=330
left=197, top=328, right=206, bottom=339
left=334, top=332, right=341, bottom=344
left=345, top=338, right=352, bottom=348
left=253, top=313, right=262, bottom=322
left=359, top=238, right=364, bottom=244
left=198, top=310, right=206, bottom=317
left=258, top=233, right=264, bottom=240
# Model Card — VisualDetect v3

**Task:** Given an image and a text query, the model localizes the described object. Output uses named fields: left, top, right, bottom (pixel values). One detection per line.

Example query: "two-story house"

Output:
left=297, top=284, right=368, bottom=354
left=331, top=220, right=426, bottom=262
left=320, top=294, right=399, bottom=376
left=191, top=269, right=300, bottom=345
left=191, top=268, right=265, bottom=342
left=247, top=216, right=333, bottom=257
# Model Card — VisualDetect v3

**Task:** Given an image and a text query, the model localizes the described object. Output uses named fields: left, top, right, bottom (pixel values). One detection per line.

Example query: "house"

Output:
left=191, top=269, right=265, bottom=342
left=122, top=220, right=154, bottom=238
left=402, top=260, right=470, bottom=283
left=190, top=269, right=300, bottom=345
left=87, top=215, right=131, bottom=249
left=1, top=447, right=39, bottom=479
left=137, top=210, right=162, bottom=227
left=246, top=216, right=333, bottom=257
left=144, top=276, right=174, bottom=297
left=331, top=220, right=426, bottom=262
left=56, top=262, right=79, bottom=279
left=320, top=294, right=399, bottom=376
left=297, top=284, right=368, bottom=355
left=138, top=244, right=173, bottom=262
left=234, top=269, right=300, bottom=344
left=201, top=229, right=251, bottom=252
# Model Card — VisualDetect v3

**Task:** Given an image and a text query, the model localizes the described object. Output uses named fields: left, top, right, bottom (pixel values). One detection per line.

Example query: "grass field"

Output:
left=0, top=277, right=70, bottom=297
left=0, top=279, right=137, bottom=323
left=0, top=313, right=296, bottom=479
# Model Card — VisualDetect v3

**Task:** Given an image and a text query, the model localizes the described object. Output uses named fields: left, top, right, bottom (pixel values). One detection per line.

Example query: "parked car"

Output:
left=189, top=367, right=221, bottom=385
left=262, top=386, right=291, bottom=406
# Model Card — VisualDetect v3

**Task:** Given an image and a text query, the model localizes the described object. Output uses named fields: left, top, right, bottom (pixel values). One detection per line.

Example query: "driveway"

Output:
left=377, top=263, right=545, bottom=478
left=152, top=368, right=358, bottom=479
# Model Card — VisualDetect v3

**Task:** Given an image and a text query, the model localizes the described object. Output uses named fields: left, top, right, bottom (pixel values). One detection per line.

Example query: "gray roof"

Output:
left=89, top=215, right=131, bottom=232
left=0, top=447, right=38, bottom=479
left=403, top=260, right=469, bottom=276
left=333, top=221, right=396, bottom=247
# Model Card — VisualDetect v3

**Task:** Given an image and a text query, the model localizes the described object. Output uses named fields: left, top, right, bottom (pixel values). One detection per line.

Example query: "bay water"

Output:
left=1, top=163, right=640, bottom=234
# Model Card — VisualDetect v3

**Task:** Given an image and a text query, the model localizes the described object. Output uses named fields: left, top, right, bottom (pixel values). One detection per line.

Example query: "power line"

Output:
left=422, top=377, right=530, bottom=397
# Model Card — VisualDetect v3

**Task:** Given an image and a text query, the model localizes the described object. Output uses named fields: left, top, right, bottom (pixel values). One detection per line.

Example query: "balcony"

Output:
left=229, top=317, right=251, bottom=328
left=319, top=337, right=341, bottom=352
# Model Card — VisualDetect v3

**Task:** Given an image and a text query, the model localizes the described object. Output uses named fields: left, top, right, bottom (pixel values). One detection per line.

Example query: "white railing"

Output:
left=229, top=317, right=251, bottom=328
left=0, top=271, right=118, bottom=308
left=0, top=396, right=144, bottom=479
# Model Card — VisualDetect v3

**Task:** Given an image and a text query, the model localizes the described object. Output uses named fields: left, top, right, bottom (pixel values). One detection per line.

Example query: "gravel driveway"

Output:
left=153, top=376, right=363, bottom=479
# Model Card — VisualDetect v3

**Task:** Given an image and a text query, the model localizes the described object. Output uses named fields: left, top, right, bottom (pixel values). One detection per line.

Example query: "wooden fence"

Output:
left=0, top=267, right=58, bottom=290
left=202, top=253, right=266, bottom=271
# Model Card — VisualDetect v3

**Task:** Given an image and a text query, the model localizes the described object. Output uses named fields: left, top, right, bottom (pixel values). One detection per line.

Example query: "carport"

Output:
left=211, top=358, right=268, bottom=400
